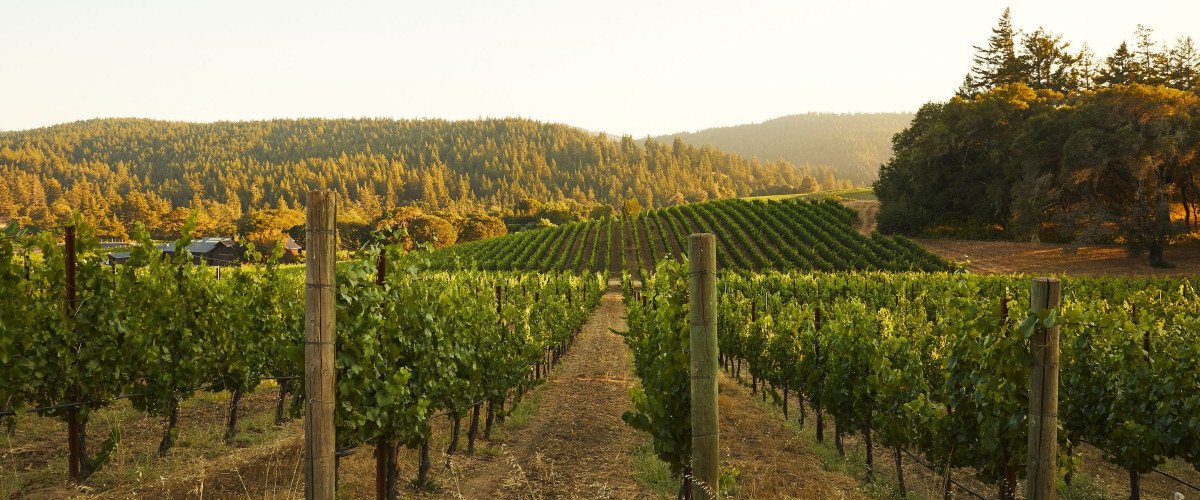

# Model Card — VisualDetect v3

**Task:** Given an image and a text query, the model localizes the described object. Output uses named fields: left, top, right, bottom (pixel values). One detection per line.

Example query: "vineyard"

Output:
left=623, top=263, right=1200, bottom=499
left=0, top=219, right=604, bottom=496
left=7, top=202, right=1200, bottom=499
left=429, top=197, right=949, bottom=274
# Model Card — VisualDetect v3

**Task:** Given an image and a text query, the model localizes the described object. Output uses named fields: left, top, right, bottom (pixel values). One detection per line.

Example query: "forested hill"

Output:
left=656, top=112, right=914, bottom=185
left=0, top=117, right=830, bottom=237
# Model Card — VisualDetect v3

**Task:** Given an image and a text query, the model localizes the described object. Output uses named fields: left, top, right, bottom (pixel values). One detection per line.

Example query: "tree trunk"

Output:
left=814, top=398, right=824, bottom=443
left=677, top=466, right=693, bottom=500
left=1148, top=241, right=1169, bottom=268
left=274, top=379, right=291, bottom=425
left=1129, top=469, right=1140, bottom=500
left=798, top=393, right=807, bottom=428
left=834, top=418, right=844, bottom=457
left=894, top=446, right=905, bottom=498
left=158, top=399, right=179, bottom=456
left=77, top=416, right=94, bottom=480
left=447, top=411, right=461, bottom=465
left=467, top=402, right=481, bottom=454
left=782, top=387, right=789, bottom=419
left=376, top=439, right=399, bottom=500
left=224, top=388, right=242, bottom=444
left=863, top=424, right=873, bottom=481
left=417, top=438, right=432, bottom=490
left=484, top=399, right=496, bottom=439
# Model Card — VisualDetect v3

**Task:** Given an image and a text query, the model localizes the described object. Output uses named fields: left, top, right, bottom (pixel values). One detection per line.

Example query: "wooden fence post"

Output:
left=1027, top=277, right=1061, bottom=500
left=64, top=226, right=82, bottom=483
left=305, top=190, right=337, bottom=499
left=688, top=233, right=719, bottom=500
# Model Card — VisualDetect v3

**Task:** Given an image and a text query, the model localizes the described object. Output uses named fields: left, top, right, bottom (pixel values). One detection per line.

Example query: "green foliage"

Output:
left=429, top=197, right=948, bottom=275
left=882, top=14, right=1200, bottom=266
left=327, top=243, right=606, bottom=469
left=621, top=261, right=692, bottom=478
left=877, top=83, right=1200, bottom=266
left=0, top=117, right=815, bottom=237
left=0, top=217, right=606, bottom=482
left=644, top=270, right=1200, bottom=491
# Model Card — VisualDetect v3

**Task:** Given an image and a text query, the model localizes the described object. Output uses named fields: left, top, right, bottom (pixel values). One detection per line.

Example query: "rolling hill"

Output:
left=429, top=197, right=948, bottom=275
left=657, top=112, right=914, bottom=185
left=0, top=117, right=846, bottom=237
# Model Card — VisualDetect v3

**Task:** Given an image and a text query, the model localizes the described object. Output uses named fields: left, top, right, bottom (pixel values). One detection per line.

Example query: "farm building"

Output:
left=282, top=236, right=303, bottom=262
left=106, top=237, right=245, bottom=266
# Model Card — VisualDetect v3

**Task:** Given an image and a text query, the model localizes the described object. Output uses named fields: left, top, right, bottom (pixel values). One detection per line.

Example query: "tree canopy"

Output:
left=0, top=117, right=816, bottom=239
left=877, top=11, right=1200, bottom=266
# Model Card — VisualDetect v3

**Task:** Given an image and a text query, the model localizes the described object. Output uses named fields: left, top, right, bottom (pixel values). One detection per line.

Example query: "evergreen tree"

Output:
left=1133, top=24, right=1168, bottom=85
left=1018, top=28, right=1083, bottom=93
left=1097, top=42, right=1139, bottom=86
left=960, top=8, right=1023, bottom=96
left=1165, top=36, right=1200, bottom=91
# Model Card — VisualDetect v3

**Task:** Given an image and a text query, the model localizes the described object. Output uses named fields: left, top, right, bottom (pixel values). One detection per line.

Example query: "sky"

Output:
left=1, top=0, right=1196, bottom=136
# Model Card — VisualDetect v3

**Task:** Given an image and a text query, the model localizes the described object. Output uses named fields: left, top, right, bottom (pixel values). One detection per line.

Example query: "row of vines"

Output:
left=0, top=219, right=605, bottom=496
left=622, top=263, right=1200, bottom=499
left=431, top=198, right=949, bottom=274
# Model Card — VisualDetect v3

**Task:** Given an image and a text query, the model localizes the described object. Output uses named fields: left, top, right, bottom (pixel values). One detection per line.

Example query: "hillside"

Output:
left=429, top=197, right=948, bottom=274
left=0, top=117, right=832, bottom=238
left=657, top=112, right=913, bottom=186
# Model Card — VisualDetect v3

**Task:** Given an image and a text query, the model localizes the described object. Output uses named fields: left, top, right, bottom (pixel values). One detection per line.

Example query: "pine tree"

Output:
left=1165, top=36, right=1200, bottom=91
left=1018, top=28, right=1082, bottom=93
left=1097, top=42, right=1138, bottom=86
left=1133, top=25, right=1168, bottom=85
left=1075, top=44, right=1098, bottom=90
left=961, top=8, right=1023, bottom=96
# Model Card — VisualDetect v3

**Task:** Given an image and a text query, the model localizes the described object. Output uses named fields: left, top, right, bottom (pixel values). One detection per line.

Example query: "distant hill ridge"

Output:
left=0, top=116, right=853, bottom=237
left=657, top=112, right=914, bottom=185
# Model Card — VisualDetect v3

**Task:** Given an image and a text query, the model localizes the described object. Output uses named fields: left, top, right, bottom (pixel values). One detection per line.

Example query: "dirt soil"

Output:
left=840, top=199, right=1200, bottom=276
left=716, top=376, right=860, bottom=499
left=918, top=238, right=1200, bottom=276
left=842, top=200, right=878, bottom=236
left=447, top=284, right=649, bottom=499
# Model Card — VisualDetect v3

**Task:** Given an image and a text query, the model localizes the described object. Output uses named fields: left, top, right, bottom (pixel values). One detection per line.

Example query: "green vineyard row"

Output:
left=430, top=197, right=949, bottom=273
left=622, top=264, right=1200, bottom=497
left=0, top=220, right=605, bottom=490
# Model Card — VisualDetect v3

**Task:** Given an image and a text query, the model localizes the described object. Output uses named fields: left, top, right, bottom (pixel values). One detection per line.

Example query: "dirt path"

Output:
left=842, top=200, right=878, bottom=235
left=448, top=284, right=648, bottom=499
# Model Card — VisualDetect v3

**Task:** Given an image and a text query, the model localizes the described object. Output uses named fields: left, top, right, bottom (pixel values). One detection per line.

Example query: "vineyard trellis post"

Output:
left=1027, top=277, right=1061, bottom=500
left=688, top=233, right=719, bottom=500
left=304, top=190, right=337, bottom=500
left=65, top=225, right=83, bottom=483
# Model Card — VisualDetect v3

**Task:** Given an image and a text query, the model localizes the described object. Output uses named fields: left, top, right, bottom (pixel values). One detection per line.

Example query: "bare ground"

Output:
left=716, top=376, right=861, bottom=499
left=839, top=199, right=1200, bottom=276
left=917, top=238, right=1200, bottom=276
left=447, top=285, right=648, bottom=499
left=842, top=200, right=878, bottom=236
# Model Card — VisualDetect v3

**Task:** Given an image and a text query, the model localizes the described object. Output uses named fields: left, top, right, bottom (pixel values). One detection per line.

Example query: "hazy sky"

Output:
left=2, top=1, right=1196, bottom=136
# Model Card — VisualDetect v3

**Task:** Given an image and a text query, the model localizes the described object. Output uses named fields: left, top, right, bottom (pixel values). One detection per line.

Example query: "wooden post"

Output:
left=1027, top=277, right=1061, bottom=500
left=688, top=233, right=719, bottom=500
left=304, top=190, right=337, bottom=500
left=374, top=248, right=394, bottom=500
left=64, top=226, right=82, bottom=483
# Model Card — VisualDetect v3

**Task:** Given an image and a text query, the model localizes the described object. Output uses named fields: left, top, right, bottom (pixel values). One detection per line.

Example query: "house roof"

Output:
left=284, top=236, right=303, bottom=251
left=107, top=237, right=242, bottom=264
left=158, top=237, right=236, bottom=255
